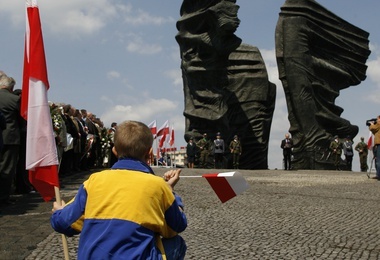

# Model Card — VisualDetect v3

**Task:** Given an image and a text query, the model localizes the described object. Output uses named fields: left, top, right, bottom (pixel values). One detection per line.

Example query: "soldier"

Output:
left=343, top=136, right=354, bottom=171
left=197, top=133, right=212, bottom=168
left=355, top=137, right=368, bottom=172
left=213, top=132, right=225, bottom=169
left=329, top=135, right=342, bottom=171
left=229, top=135, right=242, bottom=169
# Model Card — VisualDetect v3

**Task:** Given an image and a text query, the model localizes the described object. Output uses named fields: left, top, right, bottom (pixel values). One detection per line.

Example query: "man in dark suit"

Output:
left=0, top=74, right=22, bottom=205
left=82, top=110, right=99, bottom=169
left=0, top=110, right=6, bottom=152
left=281, top=133, right=293, bottom=170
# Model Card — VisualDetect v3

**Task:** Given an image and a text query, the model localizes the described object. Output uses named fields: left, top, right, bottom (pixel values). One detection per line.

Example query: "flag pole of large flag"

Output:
left=22, top=2, right=70, bottom=259
left=22, top=0, right=60, bottom=203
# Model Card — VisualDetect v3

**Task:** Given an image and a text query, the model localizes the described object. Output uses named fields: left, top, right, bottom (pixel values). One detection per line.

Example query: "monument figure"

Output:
left=275, top=0, right=371, bottom=169
left=176, top=0, right=276, bottom=169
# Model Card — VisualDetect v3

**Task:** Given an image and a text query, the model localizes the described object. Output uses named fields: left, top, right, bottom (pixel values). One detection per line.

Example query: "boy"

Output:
left=51, top=121, right=187, bottom=259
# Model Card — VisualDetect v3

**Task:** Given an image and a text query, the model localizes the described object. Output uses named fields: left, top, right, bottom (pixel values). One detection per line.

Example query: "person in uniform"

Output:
left=229, top=135, right=242, bottom=169
left=329, top=135, right=342, bottom=171
left=213, top=132, right=225, bottom=169
left=197, top=133, right=211, bottom=168
left=343, top=136, right=354, bottom=171
left=355, top=137, right=368, bottom=172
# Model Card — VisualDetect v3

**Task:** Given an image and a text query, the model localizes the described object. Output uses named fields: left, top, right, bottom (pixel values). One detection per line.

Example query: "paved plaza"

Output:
left=1, top=168, right=380, bottom=259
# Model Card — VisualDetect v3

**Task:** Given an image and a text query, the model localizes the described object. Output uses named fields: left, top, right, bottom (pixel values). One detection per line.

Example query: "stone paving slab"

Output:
left=1, top=168, right=380, bottom=259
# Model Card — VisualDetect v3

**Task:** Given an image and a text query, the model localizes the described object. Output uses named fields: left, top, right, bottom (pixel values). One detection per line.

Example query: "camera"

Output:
left=366, top=118, right=377, bottom=126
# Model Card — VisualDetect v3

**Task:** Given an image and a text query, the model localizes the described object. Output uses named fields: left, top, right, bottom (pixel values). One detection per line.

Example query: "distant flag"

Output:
left=148, top=120, right=157, bottom=138
left=157, top=120, right=169, bottom=148
left=157, top=120, right=169, bottom=137
left=368, top=131, right=374, bottom=151
left=158, top=134, right=167, bottom=148
left=202, top=172, right=249, bottom=203
left=22, top=0, right=59, bottom=202
left=169, top=125, right=175, bottom=147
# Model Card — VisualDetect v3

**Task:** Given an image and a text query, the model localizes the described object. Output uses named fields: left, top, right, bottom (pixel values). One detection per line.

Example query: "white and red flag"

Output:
left=21, top=0, right=59, bottom=202
left=157, top=120, right=169, bottom=148
left=168, top=125, right=175, bottom=147
left=202, top=172, right=249, bottom=203
left=148, top=120, right=157, bottom=138
left=368, top=131, right=374, bottom=151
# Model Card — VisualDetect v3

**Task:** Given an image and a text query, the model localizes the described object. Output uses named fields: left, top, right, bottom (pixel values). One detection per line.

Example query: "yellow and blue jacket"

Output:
left=51, top=158, right=187, bottom=259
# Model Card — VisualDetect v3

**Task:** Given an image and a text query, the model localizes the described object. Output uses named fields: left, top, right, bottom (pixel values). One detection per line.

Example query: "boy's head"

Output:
left=113, top=121, right=153, bottom=161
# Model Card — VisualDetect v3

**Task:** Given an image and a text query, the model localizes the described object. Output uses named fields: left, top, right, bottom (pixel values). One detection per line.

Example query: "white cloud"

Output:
left=261, top=48, right=282, bottom=87
left=0, top=0, right=119, bottom=36
left=165, top=69, right=182, bottom=87
left=126, top=34, right=162, bottom=55
left=100, top=98, right=178, bottom=126
left=124, top=9, right=175, bottom=26
left=364, top=52, right=380, bottom=103
left=0, top=0, right=172, bottom=38
left=107, top=71, right=120, bottom=80
left=367, top=56, right=380, bottom=87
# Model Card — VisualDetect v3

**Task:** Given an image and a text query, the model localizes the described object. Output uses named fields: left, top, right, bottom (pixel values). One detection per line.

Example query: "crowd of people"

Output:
left=0, top=70, right=118, bottom=206
left=280, top=132, right=371, bottom=172
left=49, top=103, right=117, bottom=177
left=186, top=132, right=242, bottom=169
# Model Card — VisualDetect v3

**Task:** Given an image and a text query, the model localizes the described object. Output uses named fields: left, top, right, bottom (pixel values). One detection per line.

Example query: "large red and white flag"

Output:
left=148, top=120, right=157, bottom=138
left=368, top=131, right=374, bottom=151
left=202, top=172, right=249, bottom=203
left=168, top=125, right=175, bottom=147
left=22, top=0, right=59, bottom=202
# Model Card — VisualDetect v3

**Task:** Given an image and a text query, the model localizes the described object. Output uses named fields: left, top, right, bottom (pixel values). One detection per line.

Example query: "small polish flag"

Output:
left=202, top=172, right=249, bottom=203
left=368, top=131, right=374, bottom=151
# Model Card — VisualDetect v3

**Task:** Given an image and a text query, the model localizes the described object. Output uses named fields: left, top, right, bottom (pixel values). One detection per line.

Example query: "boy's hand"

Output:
left=52, top=200, right=66, bottom=213
left=163, top=169, right=181, bottom=190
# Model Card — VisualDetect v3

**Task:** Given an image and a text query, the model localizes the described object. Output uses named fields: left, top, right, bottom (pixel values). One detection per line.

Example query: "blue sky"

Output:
left=1, top=0, right=379, bottom=170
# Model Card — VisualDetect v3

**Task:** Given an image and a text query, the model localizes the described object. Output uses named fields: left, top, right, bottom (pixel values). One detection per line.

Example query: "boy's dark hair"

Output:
left=114, top=121, right=153, bottom=160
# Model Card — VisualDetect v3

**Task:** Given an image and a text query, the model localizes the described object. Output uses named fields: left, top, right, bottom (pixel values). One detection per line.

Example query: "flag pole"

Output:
left=54, top=187, right=70, bottom=260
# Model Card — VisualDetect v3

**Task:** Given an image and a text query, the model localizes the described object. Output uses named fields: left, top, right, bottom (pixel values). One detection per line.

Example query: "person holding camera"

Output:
left=281, top=133, right=293, bottom=170
left=369, top=116, right=380, bottom=179
left=213, top=132, right=225, bottom=169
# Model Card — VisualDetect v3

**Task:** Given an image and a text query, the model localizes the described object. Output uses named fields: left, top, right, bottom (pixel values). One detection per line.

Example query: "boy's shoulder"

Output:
left=90, top=169, right=163, bottom=182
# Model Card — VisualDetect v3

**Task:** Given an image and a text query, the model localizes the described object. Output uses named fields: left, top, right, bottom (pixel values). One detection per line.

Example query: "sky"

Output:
left=1, top=0, right=379, bottom=171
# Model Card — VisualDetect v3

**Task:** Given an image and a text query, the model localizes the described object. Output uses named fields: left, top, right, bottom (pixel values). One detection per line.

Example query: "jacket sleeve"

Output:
left=50, top=184, right=87, bottom=236
left=160, top=179, right=187, bottom=238
left=0, top=112, right=6, bottom=130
